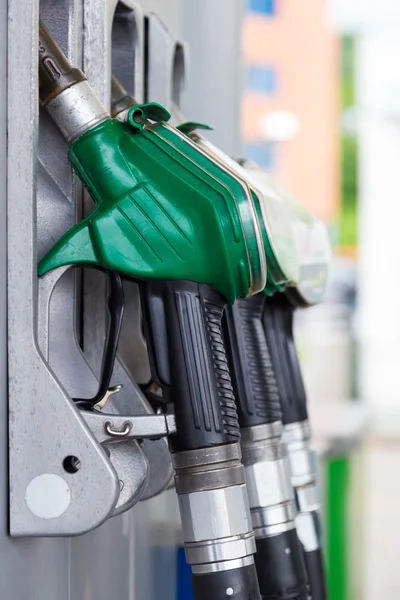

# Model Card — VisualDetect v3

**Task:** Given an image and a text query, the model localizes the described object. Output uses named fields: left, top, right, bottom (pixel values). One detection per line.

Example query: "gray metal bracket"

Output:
left=8, top=0, right=186, bottom=537
left=8, top=0, right=121, bottom=538
left=82, top=412, right=176, bottom=443
left=84, top=410, right=176, bottom=517
left=147, top=12, right=189, bottom=121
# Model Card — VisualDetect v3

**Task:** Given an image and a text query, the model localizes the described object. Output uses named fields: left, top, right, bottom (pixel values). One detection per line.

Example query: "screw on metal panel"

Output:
left=63, top=455, right=81, bottom=473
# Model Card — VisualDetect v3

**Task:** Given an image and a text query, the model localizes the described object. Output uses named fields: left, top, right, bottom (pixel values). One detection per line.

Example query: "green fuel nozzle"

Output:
left=239, top=161, right=331, bottom=306
left=38, top=26, right=265, bottom=302
left=233, top=163, right=329, bottom=599
left=38, top=25, right=265, bottom=600
left=240, top=168, right=329, bottom=599
left=176, top=129, right=331, bottom=303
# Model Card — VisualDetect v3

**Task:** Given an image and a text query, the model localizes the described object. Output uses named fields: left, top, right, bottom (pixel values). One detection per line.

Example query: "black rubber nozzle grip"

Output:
left=254, top=529, right=309, bottom=599
left=262, top=294, right=308, bottom=425
left=304, top=548, right=327, bottom=600
left=192, top=564, right=261, bottom=600
left=224, top=296, right=281, bottom=427
left=141, top=280, right=240, bottom=452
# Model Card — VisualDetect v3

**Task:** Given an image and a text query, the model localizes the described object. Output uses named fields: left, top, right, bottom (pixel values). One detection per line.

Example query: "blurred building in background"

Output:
left=173, top=4, right=400, bottom=598
left=241, top=9, right=363, bottom=597
left=241, top=0, right=339, bottom=223
left=330, top=0, right=400, bottom=418
left=329, top=7, right=400, bottom=597
left=241, top=0, right=358, bottom=409
left=241, top=2, right=400, bottom=598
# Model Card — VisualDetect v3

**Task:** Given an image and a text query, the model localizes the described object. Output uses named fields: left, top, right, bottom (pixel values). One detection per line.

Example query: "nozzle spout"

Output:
left=39, top=20, right=85, bottom=105
left=110, top=75, right=137, bottom=117
left=39, top=20, right=110, bottom=143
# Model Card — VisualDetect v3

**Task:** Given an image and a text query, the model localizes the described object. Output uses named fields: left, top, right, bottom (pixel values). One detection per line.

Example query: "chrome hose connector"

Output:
left=172, top=443, right=256, bottom=574
left=283, top=420, right=323, bottom=551
left=241, top=422, right=297, bottom=539
left=46, top=80, right=110, bottom=143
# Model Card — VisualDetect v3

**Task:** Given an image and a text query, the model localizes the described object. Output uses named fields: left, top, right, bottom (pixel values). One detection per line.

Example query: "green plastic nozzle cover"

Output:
left=37, top=104, right=266, bottom=304
left=177, top=123, right=330, bottom=305
left=243, top=160, right=331, bottom=305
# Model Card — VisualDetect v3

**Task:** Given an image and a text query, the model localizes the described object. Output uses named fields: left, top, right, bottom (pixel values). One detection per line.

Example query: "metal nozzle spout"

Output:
left=38, top=20, right=110, bottom=143
left=111, top=75, right=137, bottom=117
left=38, top=20, right=85, bottom=105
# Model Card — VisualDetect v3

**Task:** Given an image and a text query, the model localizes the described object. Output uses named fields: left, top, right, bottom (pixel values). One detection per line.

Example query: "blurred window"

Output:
left=249, top=0, right=276, bottom=15
left=244, top=143, right=275, bottom=168
left=247, top=66, right=276, bottom=94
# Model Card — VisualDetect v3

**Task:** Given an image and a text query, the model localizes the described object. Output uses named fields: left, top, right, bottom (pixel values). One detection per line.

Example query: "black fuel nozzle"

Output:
left=263, top=292, right=328, bottom=600
left=142, top=281, right=262, bottom=600
left=224, top=295, right=309, bottom=600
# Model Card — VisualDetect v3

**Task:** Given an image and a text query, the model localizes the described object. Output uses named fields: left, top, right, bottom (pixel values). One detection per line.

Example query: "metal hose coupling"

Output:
left=241, top=422, right=310, bottom=599
left=283, top=420, right=322, bottom=552
left=241, top=422, right=296, bottom=539
left=39, top=20, right=109, bottom=143
left=172, top=442, right=256, bottom=574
